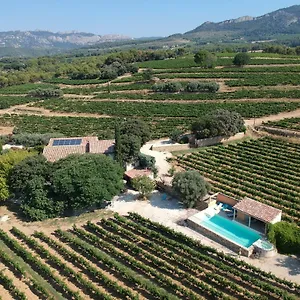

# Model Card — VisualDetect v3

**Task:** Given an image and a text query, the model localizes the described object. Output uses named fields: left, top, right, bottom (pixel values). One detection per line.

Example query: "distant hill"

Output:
left=0, top=30, right=132, bottom=57
left=183, top=5, right=300, bottom=42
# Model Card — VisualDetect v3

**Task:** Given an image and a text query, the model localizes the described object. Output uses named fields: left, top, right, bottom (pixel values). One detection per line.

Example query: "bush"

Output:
left=28, top=88, right=63, bottom=98
left=267, top=222, right=300, bottom=255
left=152, top=82, right=182, bottom=93
left=185, top=81, right=219, bottom=93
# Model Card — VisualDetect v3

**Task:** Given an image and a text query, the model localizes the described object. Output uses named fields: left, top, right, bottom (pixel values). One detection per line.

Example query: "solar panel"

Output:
left=52, top=139, right=82, bottom=146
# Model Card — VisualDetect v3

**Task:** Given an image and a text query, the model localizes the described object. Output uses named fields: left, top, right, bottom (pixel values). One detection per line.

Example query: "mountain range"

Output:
left=0, top=30, right=131, bottom=50
left=1, top=5, right=300, bottom=57
left=183, top=4, right=300, bottom=42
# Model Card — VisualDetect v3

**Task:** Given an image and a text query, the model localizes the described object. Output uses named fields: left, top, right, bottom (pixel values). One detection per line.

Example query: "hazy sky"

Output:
left=1, top=1, right=299, bottom=37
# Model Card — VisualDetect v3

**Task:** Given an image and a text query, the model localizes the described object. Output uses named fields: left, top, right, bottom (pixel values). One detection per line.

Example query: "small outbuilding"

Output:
left=233, top=197, right=282, bottom=233
left=124, top=169, right=153, bottom=183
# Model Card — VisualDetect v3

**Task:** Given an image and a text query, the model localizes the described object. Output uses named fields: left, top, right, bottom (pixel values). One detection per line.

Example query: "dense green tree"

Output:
left=120, top=135, right=142, bottom=163
left=172, top=170, right=210, bottom=208
left=191, top=109, right=245, bottom=139
left=132, top=175, right=155, bottom=199
left=194, top=50, right=217, bottom=68
left=118, top=119, right=151, bottom=163
left=120, top=119, right=150, bottom=145
left=8, top=155, right=51, bottom=197
left=20, top=176, right=64, bottom=221
left=267, top=222, right=300, bottom=255
left=0, top=150, right=35, bottom=201
left=138, top=153, right=156, bottom=169
left=169, top=129, right=183, bottom=143
left=114, top=123, right=123, bottom=167
left=51, top=154, right=124, bottom=212
left=142, top=68, right=154, bottom=81
left=233, top=52, right=251, bottom=66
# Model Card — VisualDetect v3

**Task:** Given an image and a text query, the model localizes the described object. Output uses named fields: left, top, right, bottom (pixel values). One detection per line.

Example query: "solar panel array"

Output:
left=52, top=139, right=82, bottom=146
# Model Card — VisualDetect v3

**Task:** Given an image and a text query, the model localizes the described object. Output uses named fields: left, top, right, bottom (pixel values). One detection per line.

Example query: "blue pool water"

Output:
left=200, top=214, right=260, bottom=248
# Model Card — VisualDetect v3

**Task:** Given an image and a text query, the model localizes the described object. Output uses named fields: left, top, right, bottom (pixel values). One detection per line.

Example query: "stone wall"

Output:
left=258, top=126, right=300, bottom=138
left=187, top=218, right=253, bottom=257
left=194, top=132, right=245, bottom=148
left=151, top=143, right=190, bottom=152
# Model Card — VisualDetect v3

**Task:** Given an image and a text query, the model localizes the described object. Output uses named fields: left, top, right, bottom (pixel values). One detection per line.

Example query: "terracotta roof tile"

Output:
left=43, top=136, right=115, bottom=162
left=125, top=169, right=152, bottom=179
left=233, top=197, right=281, bottom=223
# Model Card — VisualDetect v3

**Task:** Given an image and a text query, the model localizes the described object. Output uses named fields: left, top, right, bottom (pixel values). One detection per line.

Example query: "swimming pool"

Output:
left=200, top=214, right=260, bottom=248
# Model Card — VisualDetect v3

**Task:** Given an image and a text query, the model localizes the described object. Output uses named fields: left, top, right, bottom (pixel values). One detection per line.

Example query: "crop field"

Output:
left=0, top=114, right=192, bottom=139
left=0, top=213, right=298, bottom=300
left=33, top=99, right=300, bottom=118
left=176, top=137, right=300, bottom=226
left=264, top=117, right=300, bottom=131
left=0, top=96, right=41, bottom=109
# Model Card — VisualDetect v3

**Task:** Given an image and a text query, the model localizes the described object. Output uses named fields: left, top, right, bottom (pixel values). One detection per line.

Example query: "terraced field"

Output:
left=0, top=213, right=298, bottom=299
left=176, top=137, right=300, bottom=226
left=264, top=117, right=300, bottom=131
left=1, top=53, right=300, bottom=138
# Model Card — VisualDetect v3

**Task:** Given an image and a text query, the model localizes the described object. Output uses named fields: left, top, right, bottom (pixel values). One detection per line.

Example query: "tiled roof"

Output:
left=43, top=136, right=115, bottom=162
left=125, top=169, right=152, bottom=179
left=233, top=197, right=281, bottom=223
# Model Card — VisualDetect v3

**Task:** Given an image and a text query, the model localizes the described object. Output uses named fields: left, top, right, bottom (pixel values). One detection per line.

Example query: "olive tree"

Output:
left=194, top=50, right=217, bottom=69
left=172, top=170, right=210, bottom=208
left=132, top=175, right=155, bottom=199
left=233, top=52, right=251, bottom=67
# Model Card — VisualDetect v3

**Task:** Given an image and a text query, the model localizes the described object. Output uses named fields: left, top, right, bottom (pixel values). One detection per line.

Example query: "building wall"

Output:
left=216, top=193, right=239, bottom=206
left=270, top=212, right=282, bottom=224
left=236, top=211, right=247, bottom=223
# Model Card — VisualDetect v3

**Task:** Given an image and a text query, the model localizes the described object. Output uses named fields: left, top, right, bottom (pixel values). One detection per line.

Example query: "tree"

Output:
left=194, top=50, right=217, bottom=69
left=120, top=135, right=142, bottom=163
left=172, top=170, right=210, bottom=208
left=132, top=175, right=155, bottom=199
left=191, top=109, right=245, bottom=139
left=118, top=119, right=151, bottom=164
left=120, top=119, right=151, bottom=145
left=20, top=176, right=64, bottom=221
left=8, top=155, right=51, bottom=197
left=114, top=123, right=123, bottom=167
left=267, top=221, right=300, bottom=255
left=233, top=52, right=251, bottom=67
left=0, top=150, right=35, bottom=201
left=51, top=154, right=124, bottom=213
left=169, top=129, right=183, bottom=143
left=142, top=68, right=154, bottom=81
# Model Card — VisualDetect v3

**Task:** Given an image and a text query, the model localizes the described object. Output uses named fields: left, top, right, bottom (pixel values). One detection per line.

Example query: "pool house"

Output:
left=187, top=193, right=282, bottom=257
left=232, top=197, right=282, bottom=234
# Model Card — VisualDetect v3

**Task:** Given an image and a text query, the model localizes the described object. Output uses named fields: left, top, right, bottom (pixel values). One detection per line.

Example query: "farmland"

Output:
left=176, top=137, right=300, bottom=226
left=1, top=52, right=300, bottom=139
left=263, top=117, right=300, bottom=131
left=0, top=213, right=298, bottom=299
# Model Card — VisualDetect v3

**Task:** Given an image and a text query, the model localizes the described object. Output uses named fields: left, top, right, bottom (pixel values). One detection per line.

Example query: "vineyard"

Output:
left=264, top=117, right=300, bottom=131
left=0, top=213, right=298, bottom=299
left=176, top=137, right=300, bottom=226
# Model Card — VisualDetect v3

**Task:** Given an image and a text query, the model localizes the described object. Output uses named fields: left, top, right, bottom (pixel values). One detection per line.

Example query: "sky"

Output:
left=0, top=0, right=299, bottom=38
